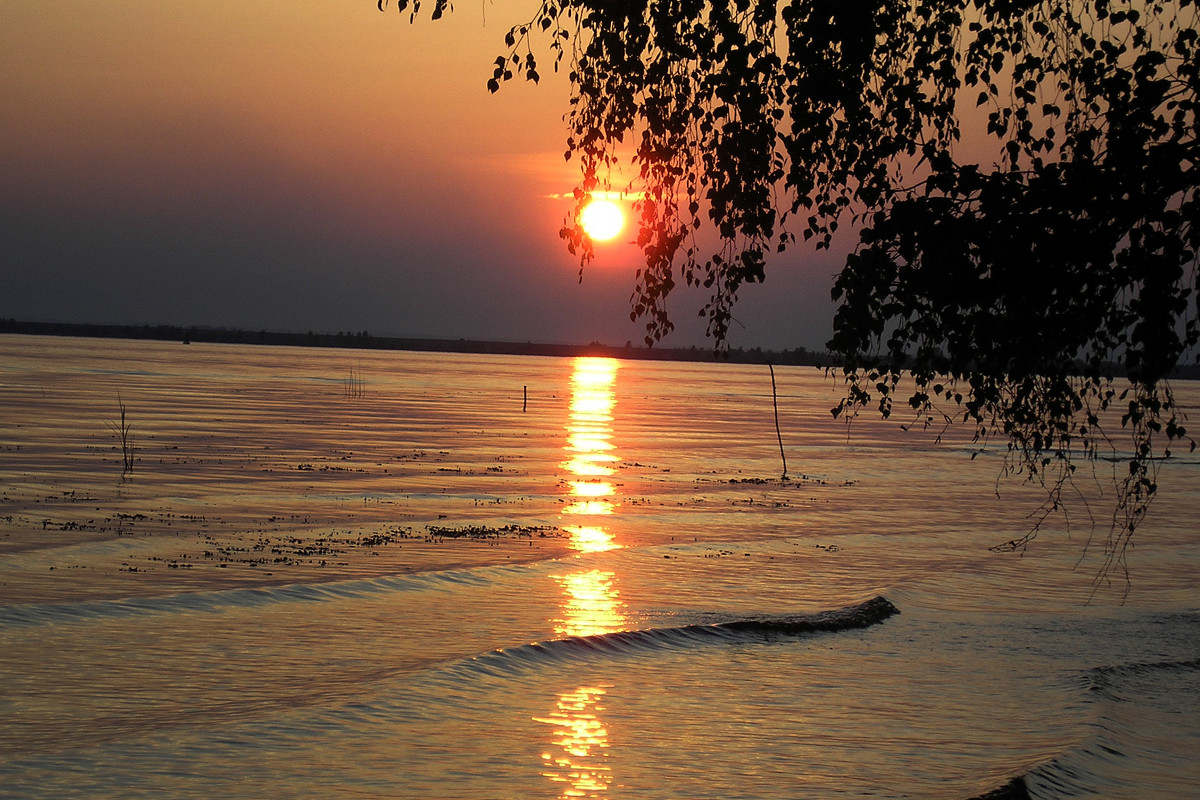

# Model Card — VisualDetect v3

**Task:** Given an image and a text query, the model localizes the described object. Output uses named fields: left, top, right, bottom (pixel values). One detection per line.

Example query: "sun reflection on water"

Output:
left=552, top=569, right=625, bottom=638
left=556, top=356, right=625, bottom=632
left=535, top=686, right=613, bottom=798
left=537, top=357, right=625, bottom=799
left=563, top=499, right=615, bottom=516
left=561, top=525, right=620, bottom=554
left=560, top=357, right=621, bottom=526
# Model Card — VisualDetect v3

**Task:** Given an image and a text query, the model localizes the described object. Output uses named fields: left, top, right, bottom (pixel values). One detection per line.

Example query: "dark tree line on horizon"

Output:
left=14, top=316, right=1200, bottom=375
left=382, top=0, right=1199, bottom=578
left=0, top=319, right=832, bottom=365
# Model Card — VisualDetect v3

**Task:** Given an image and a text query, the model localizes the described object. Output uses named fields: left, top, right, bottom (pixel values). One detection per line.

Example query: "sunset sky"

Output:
left=1, top=1, right=844, bottom=350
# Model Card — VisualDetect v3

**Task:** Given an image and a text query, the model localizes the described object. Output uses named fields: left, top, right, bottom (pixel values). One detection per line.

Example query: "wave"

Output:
left=965, top=778, right=1031, bottom=800
left=997, top=657, right=1200, bottom=800
left=0, top=564, right=522, bottom=628
left=1085, top=656, right=1200, bottom=695
left=457, top=596, right=899, bottom=678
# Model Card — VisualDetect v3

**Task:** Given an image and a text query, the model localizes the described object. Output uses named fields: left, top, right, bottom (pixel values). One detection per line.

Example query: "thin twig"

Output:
left=768, top=362, right=788, bottom=480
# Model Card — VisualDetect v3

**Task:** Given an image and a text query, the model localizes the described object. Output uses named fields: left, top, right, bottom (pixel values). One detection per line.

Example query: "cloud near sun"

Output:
left=544, top=191, right=628, bottom=200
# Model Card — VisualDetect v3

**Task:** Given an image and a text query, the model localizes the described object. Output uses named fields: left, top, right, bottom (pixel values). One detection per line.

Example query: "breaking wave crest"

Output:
left=457, top=596, right=900, bottom=678
left=1019, top=657, right=1200, bottom=800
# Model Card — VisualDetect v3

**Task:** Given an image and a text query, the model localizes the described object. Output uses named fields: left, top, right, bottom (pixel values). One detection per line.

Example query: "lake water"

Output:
left=1, top=334, right=1197, bottom=799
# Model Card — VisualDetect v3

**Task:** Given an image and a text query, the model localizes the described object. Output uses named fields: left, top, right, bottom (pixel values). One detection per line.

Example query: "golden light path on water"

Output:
left=537, top=357, right=625, bottom=798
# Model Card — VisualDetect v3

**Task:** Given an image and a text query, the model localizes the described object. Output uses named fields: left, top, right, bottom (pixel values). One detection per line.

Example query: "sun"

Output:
left=579, top=199, right=625, bottom=242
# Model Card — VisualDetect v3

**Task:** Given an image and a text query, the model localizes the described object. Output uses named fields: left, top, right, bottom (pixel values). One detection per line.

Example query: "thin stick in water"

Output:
left=768, top=362, right=788, bottom=480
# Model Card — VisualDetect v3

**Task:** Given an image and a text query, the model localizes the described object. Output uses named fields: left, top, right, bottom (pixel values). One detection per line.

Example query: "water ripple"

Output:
left=0, top=563, right=524, bottom=627
left=1026, top=656, right=1200, bottom=799
left=455, top=595, right=899, bottom=678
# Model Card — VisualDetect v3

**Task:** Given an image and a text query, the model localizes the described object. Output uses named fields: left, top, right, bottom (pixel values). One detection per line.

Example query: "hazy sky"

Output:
left=1, top=1, right=844, bottom=350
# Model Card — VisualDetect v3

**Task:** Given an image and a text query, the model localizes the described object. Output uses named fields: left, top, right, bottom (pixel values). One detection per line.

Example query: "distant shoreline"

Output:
left=6, top=319, right=1197, bottom=378
left=0, top=319, right=832, bottom=367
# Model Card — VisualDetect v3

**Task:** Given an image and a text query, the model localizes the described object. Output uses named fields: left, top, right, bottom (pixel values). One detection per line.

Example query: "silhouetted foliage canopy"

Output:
left=381, top=0, right=1199, bottom=578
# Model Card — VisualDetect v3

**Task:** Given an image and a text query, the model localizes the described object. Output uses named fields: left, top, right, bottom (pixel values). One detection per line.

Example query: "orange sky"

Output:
left=0, top=1, right=837, bottom=349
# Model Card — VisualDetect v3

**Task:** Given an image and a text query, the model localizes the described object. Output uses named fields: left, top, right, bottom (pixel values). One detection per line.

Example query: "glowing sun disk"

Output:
left=580, top=199, right=624, bottom=241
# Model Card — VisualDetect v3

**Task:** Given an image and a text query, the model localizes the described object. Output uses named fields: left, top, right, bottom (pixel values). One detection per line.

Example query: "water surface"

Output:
left=1, top=335, right=1197, bottom=798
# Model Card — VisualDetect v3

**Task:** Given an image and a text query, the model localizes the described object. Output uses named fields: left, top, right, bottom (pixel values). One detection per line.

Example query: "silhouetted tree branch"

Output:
left=380, top=0, right=1198, bottom=575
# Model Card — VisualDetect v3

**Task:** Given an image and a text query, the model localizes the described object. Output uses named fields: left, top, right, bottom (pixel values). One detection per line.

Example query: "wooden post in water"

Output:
left=523, top=385, right=527, bottom=413
left=767, top=362, right=788, bottom=480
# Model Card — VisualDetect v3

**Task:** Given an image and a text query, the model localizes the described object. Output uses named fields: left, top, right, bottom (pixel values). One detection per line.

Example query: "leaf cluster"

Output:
left=823, top=0, right=1198, bottom=578
left=383, top=0, right=1199, bottom=571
